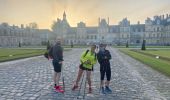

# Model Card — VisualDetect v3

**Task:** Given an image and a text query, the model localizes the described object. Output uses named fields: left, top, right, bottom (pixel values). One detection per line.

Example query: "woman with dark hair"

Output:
left=97, top=44, right=112, bottom=94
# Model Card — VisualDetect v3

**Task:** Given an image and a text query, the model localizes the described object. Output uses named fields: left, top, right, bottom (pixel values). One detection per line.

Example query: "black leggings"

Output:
left=100, top=65, right=111, bottom=81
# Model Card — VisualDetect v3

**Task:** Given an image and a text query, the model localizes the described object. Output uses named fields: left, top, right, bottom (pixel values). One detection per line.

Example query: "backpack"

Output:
left=84, top=50, right=97, bottom=60
left=48, top=47, right=53, bottom=58
left=44, top=51, right=48, bottom=59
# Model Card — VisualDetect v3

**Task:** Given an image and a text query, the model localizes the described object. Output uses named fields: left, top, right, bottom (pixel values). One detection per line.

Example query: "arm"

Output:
left=97, top=52, right=103, bottom=64
left=60, top=47, right=64, bottom=61
left=107, top=50, right=111, bottom=60
left=80, top=51, right=88, bottom=64
left=58, top=47, right=64, bottom=64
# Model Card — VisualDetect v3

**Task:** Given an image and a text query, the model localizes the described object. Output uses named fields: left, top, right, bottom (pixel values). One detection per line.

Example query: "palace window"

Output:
left=91, top=36, right=93, bottom=39
left=87, top=36, right=89, bottom=39
left=149, top=34, right=151, bottom=38
left=94, top=35, right=97, bottom=39
left=102, top=36, right=104, bottom=39
left=138, top=28, right=141, bottom=32
left=4, top=29, right=7, bottom=36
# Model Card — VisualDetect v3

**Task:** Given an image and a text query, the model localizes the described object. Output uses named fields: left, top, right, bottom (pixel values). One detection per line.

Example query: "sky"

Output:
left=0, top=0, right=170, bottom=29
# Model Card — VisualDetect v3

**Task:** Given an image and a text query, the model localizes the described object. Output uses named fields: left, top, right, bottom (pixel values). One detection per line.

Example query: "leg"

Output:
left=56, top=72, right=61, bottom=86
left=105, top=66, right=112, bottom=93
left=52, top=61, right=58, bottom=86
left=100, top=66, right=105, bottom=87
left=105, top=66, right=111, bottom=87
left=86, top=70, right=92, bottom=93
left=53, top=71, right=57, bottom=85
left=100, top=65, right=106, bottom=94
left=72, top=66, right=84, bottom=90
left=86, top=70, right=92, bottom=88
left=53, top=61, right=62, bottom=86
left=75, top=68, right=84, bottom=86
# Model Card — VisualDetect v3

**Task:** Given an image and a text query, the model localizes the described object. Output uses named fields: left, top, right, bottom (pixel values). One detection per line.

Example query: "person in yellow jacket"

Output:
left=72, top=44, right=97, bottom=93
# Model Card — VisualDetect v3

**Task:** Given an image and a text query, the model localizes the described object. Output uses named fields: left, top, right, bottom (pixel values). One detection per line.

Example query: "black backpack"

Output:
left=44, top=47, right=53, bottom=59
left=48, top=47, right=53, bottom=58
left=84, top=50, right=97, bottom=60
left=44, top=52, right=48, bottom=59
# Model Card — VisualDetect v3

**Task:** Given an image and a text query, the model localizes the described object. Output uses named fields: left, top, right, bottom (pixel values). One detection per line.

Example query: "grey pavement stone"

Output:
left=0, top=48, right=170, bottom=100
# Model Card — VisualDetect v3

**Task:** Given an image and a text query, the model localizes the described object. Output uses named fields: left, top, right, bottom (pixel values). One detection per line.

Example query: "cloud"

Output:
left=1, top=0, right=170, bottom=29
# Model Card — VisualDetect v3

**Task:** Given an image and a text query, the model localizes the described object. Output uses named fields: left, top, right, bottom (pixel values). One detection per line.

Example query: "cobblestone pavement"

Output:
left=0, top=48, right=170, bottom=100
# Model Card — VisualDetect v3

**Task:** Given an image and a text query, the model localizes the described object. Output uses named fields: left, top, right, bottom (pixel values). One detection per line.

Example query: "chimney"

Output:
left=108, top=17, right=109, bottom=26
left=137, top=21, right=140, bottom=24
left=21, top=24, right=24, bottom=29
left=98, top=17, right=100, bottom=26
left=12, top=25, right=15, bottom=29
left=166, top=14, right=169, bottom=18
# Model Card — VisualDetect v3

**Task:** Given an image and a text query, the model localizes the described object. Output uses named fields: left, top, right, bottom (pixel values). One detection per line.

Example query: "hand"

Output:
left=85, top=60, right=91, bottom=64
left=59, top=61, right=63, bottom=64
left=104, top=56, right=107, bottom=59
left=87, top=60, right=91, bottom=64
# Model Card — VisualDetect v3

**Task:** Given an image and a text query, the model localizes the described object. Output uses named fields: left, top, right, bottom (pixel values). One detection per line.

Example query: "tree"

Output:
left=71, top=41, right=73, bottom=48
left=51, top=19, right=62, bottom=32
left=19, top=41, right=21, bottom=47
left=47, top=40, right=51, bottom=50
left=126, top=41, right=129, bottom=48
left=141, top=40, right=146, bottom=50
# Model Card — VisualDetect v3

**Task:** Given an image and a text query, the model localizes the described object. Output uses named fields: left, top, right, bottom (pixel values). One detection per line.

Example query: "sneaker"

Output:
left=100, top=87, right=106, bottom=94
left=72, top=85, right=78, bottom=91
left=55, top=87, right=64, bottom=93
left=88, top=87, right=92, bottom=93
left=105, top=86, right=112, bottom=93
left=54, top=85, right=62, bottom=90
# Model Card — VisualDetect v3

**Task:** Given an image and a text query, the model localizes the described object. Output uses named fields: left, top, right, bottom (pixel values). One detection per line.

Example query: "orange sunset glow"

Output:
left=0, top=0, right=170, bottom=29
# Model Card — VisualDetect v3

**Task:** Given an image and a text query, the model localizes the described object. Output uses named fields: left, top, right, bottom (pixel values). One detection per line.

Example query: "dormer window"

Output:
left=157, top=20, right=160, bottom=25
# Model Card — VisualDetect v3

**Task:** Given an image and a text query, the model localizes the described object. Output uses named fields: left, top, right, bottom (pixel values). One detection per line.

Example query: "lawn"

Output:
left=0, top=48, right=45, bottom=62
left=140, top=49, right=170, bottom=59
left=0, top=48, right=71, bottom=62
left=63, top=45, right=88, bottom=48
left=120, top=48, right=170, bottom=77
left=113, top=45, right=170, bottom=48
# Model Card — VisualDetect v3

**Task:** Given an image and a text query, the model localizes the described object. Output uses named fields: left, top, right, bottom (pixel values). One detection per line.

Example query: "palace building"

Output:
left=52, top=12, right=170, bottom=46
left=1, top=12, right=170, bottom=47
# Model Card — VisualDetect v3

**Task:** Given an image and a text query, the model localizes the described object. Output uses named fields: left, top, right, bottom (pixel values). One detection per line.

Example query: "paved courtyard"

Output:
left=0, top=48, right=170, bottom=100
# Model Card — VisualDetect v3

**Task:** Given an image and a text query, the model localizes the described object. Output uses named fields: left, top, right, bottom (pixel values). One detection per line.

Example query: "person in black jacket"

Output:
left=49, top=40, right=64, bottom=93
left=97, top=44, right=112, bottom=94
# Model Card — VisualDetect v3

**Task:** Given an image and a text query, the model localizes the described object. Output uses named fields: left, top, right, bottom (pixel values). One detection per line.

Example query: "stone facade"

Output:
left=144, top=15, right=170, bottom=45
left=1, top=12, right=170, bottom=47
left=0, top=23, right=49, bottom=47
left=0, top=23, right=56, bottom=47
left=52, top=12, right=170, bottom=46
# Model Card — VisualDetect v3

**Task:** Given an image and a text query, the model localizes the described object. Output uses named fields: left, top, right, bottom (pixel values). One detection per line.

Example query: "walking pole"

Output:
left=61, top=64, right=65, bottom=93
left=99, top=81, right=101, bottom=94
left=77, top=71, right=85, bottom=99
left=83, top=72, right=87, bottom=99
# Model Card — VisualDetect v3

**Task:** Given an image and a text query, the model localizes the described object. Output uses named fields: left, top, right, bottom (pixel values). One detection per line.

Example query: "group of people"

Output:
left=47, top=40, right=112, bottom=94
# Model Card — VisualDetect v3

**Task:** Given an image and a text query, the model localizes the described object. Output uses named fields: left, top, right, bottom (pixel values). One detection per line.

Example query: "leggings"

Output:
left=100, top=65, right=111, bottom=81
